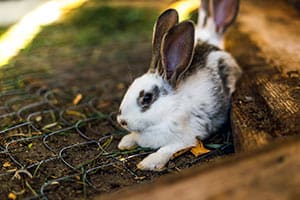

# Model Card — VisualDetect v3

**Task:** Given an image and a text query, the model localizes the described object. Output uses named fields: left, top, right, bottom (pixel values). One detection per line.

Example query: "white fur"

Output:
left=195, top=7, right=224, bottom=49
left=117, top=6, right=241, bottom=171
left=206, top=51, right=242, bottom=94
left=117, top=51, right=240, bottom=171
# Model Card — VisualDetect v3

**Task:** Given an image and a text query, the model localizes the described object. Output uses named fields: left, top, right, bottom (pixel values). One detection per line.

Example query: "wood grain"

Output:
left=227, top=0, right=300, bottom=152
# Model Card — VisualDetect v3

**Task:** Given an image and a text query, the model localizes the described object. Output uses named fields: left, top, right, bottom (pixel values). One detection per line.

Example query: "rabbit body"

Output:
left=118, top=44, right=240, bottom=170
left=117, top=1, right=241, bottom=171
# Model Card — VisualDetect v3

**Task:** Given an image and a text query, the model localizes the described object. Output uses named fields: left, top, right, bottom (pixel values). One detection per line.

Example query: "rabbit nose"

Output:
left=117, top=115, right=127, bottom=127
left=119, top=119, right=127, bottom=127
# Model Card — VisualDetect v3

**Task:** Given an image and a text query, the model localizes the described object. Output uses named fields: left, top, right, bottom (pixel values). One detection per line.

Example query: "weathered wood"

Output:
left=227, top=0, right=300, bottom=152
left=238, top=0, right=300, bottom=74
left=96, top=136, right=300, bottom=200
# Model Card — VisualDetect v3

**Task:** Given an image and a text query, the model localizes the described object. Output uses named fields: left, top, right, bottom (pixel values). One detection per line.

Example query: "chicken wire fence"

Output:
left=0, top=64, right=232, bottom=199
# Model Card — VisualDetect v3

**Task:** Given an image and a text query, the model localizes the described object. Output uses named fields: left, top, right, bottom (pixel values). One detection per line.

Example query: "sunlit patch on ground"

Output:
left=0, top=0, right=88, bottom=67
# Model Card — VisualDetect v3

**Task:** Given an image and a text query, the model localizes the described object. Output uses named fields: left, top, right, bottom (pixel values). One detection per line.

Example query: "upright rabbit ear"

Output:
left=198, top=0, right=210, bottom=27
left=161, top=21, right=195, bottom=86
left=212, top=0, right=239, bottom=34
left=149, top=9, right=178, bottom=73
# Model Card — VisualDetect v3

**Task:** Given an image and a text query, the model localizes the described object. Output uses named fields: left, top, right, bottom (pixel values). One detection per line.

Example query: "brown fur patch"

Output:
left=178, top=42, right=220, bottom=83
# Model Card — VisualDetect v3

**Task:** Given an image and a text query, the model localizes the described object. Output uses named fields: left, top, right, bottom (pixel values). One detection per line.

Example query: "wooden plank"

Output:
left=227, top=0, right=300, bottom=152
left=238, top=0, right=300, bottom=75
left=96, top=136, right=300, bottom=200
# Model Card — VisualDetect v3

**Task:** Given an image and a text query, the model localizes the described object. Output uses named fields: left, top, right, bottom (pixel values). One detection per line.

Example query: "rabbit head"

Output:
left=117, top=9, right=195, bottom=133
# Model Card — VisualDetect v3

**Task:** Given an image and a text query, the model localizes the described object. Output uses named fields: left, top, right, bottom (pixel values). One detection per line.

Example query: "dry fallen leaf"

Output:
left=171, top=148, right=191, bottom=160
left=8, top=192, right=16, bottom=200
left=65, top=110, right=86, bottom=118
left=73, top=93, right=83, bottom=105
left=171, top=140, right=210, bottom=159
left=3, top=161, right=11, bottom=168
left=190, top=140, right=210, bottom=157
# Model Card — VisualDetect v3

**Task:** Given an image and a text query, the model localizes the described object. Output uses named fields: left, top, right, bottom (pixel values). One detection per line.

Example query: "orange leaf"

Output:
left=3, top=161, right=11, bottom=168
left=8, top=192, right=16, bottom=200
left=190, top=140, right=210, bottom=157
left=73, top=93, right=83, bottom=105
left=171, top=140, right=210, bottom=159
left=171, top=147, right=191, bottom=160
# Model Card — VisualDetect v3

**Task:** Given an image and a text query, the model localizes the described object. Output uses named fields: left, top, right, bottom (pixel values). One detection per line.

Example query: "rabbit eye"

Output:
left=137, top=85, right=160, bottom=112
left=142, top=93, right=153, bottom=105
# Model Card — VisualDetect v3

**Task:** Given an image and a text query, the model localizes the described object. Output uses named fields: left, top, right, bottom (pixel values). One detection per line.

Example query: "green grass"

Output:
left=24, top=3, right=158, bottom=52
left=0, top=26, right=8, bottom=36
left=8, top=1, right=159, bottom=74
left=5, top=0, right=159, bottom=73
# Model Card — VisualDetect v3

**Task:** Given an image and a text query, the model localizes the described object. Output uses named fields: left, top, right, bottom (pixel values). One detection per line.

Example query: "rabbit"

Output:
left=195, top=0, right=240, bottom=49
left=117, top=0, right=241, bottom=171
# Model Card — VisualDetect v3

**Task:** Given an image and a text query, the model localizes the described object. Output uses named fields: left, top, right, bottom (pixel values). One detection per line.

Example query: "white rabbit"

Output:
left=117, top=0, right=241, bottom=171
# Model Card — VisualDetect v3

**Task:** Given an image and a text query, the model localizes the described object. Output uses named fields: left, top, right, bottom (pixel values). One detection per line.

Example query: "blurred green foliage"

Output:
left=24, top=4, right=158, bottom=51
left=0, top=26, right=8, bottom=36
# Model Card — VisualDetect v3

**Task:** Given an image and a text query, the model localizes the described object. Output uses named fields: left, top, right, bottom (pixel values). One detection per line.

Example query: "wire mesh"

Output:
left=0, top=62, right=233, bottom=199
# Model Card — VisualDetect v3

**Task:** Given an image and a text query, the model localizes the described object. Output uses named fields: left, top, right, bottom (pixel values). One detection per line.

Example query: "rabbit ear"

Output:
left=198, top=0, right=210, bottom=27
left=212, top=0, right=239, bottom=34
left=149, top=9, right=179, bottom=73
left=161, top=21, right=195, bottom=86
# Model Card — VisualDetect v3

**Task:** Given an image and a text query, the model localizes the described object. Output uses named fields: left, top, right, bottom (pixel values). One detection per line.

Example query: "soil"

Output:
left=0, top=2, right=233, bottom=199
left=2, top=0, right=297, bottom=199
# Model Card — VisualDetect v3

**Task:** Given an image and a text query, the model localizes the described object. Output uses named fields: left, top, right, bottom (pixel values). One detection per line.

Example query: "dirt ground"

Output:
left=0, top=1, right=233, bottom=199
left=2, top=0, right=298, bottom=199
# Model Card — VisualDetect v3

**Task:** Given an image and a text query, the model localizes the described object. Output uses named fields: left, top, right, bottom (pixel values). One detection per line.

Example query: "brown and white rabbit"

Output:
left=117, top=0, right=241, bottom=171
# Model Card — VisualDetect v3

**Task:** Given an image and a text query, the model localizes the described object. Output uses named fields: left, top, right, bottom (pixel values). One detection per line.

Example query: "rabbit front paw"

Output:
left=137, top=152, right=169, bottom=171
left=118, top=133, right=138, bottom=150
